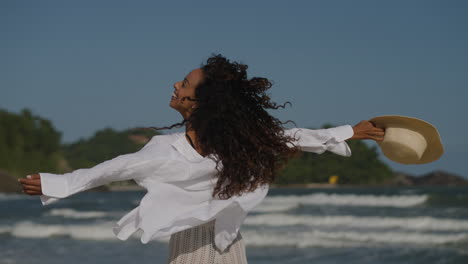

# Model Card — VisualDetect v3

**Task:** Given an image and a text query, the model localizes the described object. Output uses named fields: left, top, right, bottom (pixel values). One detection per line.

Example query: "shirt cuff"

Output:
left=325, top=125, right=353, bottom=157
left=327, top=124, right=354, bottom=142
left=40, top=195, right=60, bottom=206
left=39, top=173, right=70, bottom=206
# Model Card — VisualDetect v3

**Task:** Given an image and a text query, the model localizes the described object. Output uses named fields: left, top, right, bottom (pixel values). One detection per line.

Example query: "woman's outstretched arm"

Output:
left=18, top=137, right=167, bottom=205
left=284, top=120, right=384, bottom=156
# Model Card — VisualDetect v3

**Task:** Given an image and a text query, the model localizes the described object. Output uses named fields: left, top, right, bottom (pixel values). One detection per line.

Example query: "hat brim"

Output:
left=368, top=115, right=444, bottom=164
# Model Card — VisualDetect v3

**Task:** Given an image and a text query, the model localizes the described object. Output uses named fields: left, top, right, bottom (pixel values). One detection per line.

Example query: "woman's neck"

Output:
left=185, top=128, right=205, bottom=157
left=185, top=125, right=195, bottom=140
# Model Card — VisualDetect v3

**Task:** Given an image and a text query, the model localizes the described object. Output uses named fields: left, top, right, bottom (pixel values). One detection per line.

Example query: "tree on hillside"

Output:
left=0, top=108, right=64, bottom=178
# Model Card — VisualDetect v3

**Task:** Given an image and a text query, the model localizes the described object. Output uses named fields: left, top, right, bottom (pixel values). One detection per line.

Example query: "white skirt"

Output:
left=167, top=219, right=248, bottom=264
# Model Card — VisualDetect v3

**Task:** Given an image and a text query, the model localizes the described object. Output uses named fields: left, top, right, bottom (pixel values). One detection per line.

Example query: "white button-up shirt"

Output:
left=39, top=125, right=354, bottom=251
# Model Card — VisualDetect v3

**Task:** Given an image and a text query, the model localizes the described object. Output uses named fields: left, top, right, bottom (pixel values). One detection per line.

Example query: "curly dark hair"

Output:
left=146, top=54, right=301, bottom=199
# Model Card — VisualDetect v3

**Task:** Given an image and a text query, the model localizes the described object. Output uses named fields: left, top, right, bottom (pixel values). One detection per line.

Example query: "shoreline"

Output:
left=106, top=183, right=341, bottom=192
left=0, top=183, right=466, bottom=194
left=270, top=183, right=338, bottom=189
left=106, top=183, right=411, bottom=192
left=107, top=183, right=468, bottom=192
left=108, top=185, right=145, bottom=191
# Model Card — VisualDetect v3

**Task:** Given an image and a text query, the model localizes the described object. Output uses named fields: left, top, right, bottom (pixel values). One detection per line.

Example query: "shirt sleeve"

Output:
left=39, top=142, right=164, bottom=206
left=284, top=124, right=354, bottom=157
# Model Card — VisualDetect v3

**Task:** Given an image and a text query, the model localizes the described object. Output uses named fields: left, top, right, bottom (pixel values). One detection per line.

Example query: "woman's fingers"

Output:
left=19, top=178, right=41, bottom=186
left=22, top=184, right=42, bottom=192
left=369, top=125, right=385, bottom=141
left=18, top=174, right=43, bottom=195
left=24, top=189, right=42, bottom=195
left=21, top=184, right=43, bottom=195
left=29, top=173, right=41, bottom=179
left=352, top=120, right=385, bottom=141
left=21, top=185, right=43, bottom=195
left=370, top=131, right=385, bottom=137
left=370, top=135, right=384, bottom=142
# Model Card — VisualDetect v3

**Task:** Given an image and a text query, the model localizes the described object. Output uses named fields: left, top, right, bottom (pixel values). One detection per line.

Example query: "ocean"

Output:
left=1, top=186, right=468, bottom=264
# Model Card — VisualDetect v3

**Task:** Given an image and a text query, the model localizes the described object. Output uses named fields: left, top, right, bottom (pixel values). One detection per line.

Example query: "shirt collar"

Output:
left=171, top=133, right=208, bottom=163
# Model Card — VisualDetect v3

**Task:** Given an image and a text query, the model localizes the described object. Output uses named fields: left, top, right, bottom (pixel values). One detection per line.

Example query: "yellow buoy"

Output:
left=329, top=175, right=339, bottom=185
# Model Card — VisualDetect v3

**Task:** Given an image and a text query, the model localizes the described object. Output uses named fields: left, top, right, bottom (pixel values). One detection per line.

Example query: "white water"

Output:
left=2, top=192, right=466, bottom=250
left=0, top=220, right=169, bottom=242
left=1, top=220, right=466, bottom=247
left=252, top=193, right=428, bottom=213
left=44, top=208, right=109, bottom=219
left=242, top=229, right=468, bottom=248
left=244, top=214, right=468, bottom=231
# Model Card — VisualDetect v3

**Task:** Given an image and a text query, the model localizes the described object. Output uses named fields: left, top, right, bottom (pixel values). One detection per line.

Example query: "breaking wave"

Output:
left=244, top=214, right=468, bottom=231
left=252, top=193, right=428, bottom=213
left=1, top=220, right=466, bottom=247
left=44, top=208, right=109, bottom=219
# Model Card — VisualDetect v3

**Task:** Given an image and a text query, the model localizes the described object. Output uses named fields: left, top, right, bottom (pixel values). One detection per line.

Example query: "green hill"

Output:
left=0, top=108, right=65, bottom=178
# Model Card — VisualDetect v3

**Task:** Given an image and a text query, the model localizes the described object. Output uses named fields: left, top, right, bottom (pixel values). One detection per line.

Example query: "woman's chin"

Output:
left=169, top=101, right=181, bottom=112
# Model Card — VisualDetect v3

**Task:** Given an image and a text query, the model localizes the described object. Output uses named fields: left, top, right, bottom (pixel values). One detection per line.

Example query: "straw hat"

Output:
left=368, top=115, right=444, bottom=164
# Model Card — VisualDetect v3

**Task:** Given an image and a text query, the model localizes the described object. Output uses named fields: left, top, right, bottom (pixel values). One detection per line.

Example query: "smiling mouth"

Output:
left=171, top=91, right=178, bottom=100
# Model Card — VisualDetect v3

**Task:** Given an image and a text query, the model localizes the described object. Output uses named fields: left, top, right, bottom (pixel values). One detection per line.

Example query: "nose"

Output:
left=173, top=81, right=181, bottom=90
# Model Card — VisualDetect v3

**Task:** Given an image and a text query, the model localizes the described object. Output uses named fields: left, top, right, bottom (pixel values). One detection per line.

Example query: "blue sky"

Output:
left=1, top=0, right=467, bottom=178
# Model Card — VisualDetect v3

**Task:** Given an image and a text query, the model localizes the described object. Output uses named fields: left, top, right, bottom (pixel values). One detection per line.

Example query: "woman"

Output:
left=19, top=54, right=385, bottom=263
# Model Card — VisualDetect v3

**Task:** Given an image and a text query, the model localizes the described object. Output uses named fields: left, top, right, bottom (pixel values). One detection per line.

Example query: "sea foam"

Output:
left=244, top=214, right=468, bottom=231
left=44, top=208, right=109, bottom=219
left=241, top=229, right=468, bottom=248
left=2, top=219, right=466, bottom=247
left=252, top=193, right=428, bottom=213
left=0, top=220, right=169, bottom=242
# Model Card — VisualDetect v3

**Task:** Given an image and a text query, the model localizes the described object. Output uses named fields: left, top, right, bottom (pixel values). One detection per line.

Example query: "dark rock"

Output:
left=384, top=171, right=416, bottom=186
left=412, top=170, right=468, bottom=186
left=394, top=172, right=415, bottom=186
left=0, top=170, right=22, bottom=193
left=385, top=170, right=468, bottom=187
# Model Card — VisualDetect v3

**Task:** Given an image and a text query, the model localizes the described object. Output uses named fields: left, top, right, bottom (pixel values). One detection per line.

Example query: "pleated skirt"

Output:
left=167, top=219, right=248, bottom=264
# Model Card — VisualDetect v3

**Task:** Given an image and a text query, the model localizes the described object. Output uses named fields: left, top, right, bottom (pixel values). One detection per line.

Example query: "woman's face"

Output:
left=170, top=68, right=204, bottom=119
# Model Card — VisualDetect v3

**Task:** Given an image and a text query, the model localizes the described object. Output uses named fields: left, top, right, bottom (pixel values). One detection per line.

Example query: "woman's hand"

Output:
left=18, top=173, right=43, bottom=195
left=349, top=120, right=385, bottom=142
